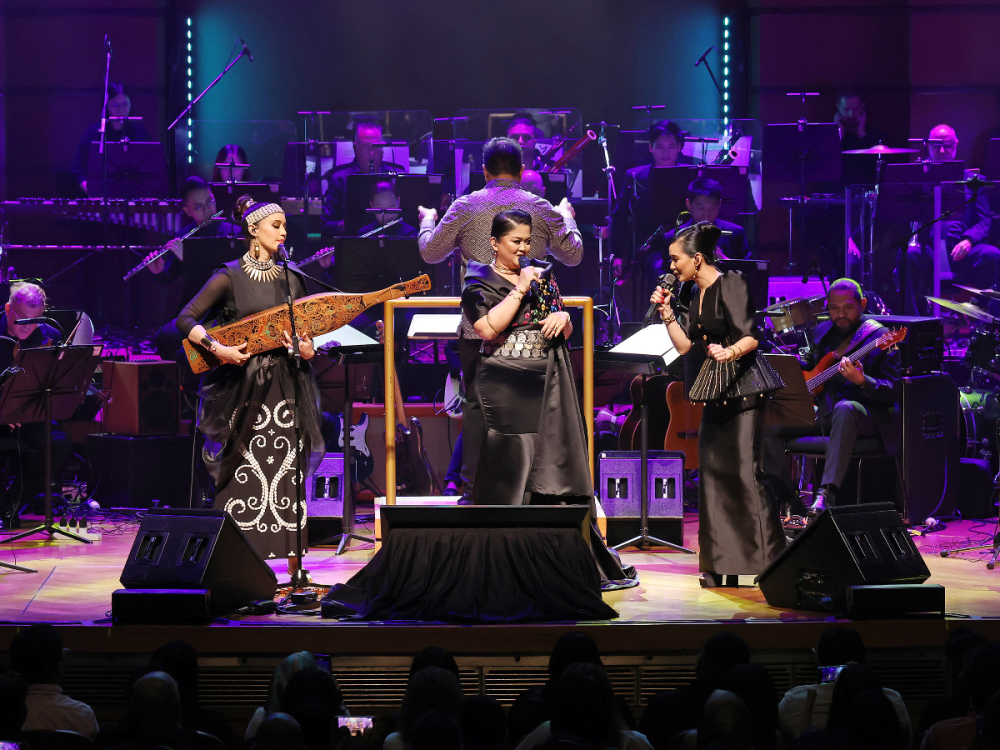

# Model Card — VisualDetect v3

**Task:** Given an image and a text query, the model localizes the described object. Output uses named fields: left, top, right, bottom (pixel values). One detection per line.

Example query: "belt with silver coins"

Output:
left=483, top=329, right=550, bottom=359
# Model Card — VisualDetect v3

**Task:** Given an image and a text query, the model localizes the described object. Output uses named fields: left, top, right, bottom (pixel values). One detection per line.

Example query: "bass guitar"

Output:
left=804, top=327, right=907, bottom=394
left=376, top=322, right=441, bottom=496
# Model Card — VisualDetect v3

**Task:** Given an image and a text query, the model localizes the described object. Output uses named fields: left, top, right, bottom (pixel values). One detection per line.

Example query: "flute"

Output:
left=122, top=210, right=224, bottom=281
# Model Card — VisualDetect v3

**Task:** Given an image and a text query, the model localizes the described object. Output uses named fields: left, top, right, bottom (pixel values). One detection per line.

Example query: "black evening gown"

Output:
left=681, top=270, right=786, bottom=576
left=176, top=260, right=325, bottom=561
left=463, top=263, right=637, bottom=589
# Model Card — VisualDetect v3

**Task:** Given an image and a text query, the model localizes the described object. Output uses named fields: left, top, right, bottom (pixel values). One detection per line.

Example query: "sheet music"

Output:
left=313, top=325, right=378, bottom=351
left=609, top=324, right=681, bottom=366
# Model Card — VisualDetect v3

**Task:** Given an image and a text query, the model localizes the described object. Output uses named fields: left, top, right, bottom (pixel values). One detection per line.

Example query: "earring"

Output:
left=254, top=238, right=260, bottom=260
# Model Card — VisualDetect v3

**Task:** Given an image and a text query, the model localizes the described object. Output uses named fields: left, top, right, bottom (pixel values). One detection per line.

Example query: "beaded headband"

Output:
left=243, top=202, right=284, bottom=226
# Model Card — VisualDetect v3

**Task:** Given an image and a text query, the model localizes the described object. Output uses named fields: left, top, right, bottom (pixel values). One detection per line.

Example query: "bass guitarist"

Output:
left=762, top=278, right=901, bottom=516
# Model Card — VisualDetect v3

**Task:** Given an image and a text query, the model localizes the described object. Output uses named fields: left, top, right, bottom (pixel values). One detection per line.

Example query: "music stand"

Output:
left=209, top=182, right=279, bottom=220
left=762, top=123, right=843, bottom=271
left=763, top=354, right=815, bottom=427
left=648, top=166, right=747, bottom=227
left=87, top=141, right=168, bottom=199
left=2, top=346, right=98, bottom=545
left=312, top=327, right=382, bottom=554
left=342, top=174, right=440, bottom=235
left=334, top=238, right=425, bottom=294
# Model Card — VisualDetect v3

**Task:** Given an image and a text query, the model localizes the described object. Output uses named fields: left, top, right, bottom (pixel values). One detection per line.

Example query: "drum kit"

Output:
left=763, top=294, right=829, bottom=351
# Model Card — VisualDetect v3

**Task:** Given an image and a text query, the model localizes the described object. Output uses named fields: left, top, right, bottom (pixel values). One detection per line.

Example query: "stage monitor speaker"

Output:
left=900, top=373, right=959, bottom=523
left=870, top=316, right=943, bottom=375
left=104, top=361, right=179, bottom=435
left=305, top=454, right=345, bottom=545
left=757, top=502, right=931, bottom=612
left=598, top=451, right=684, bottom=547
left=87, top=434, right=193, bottom=508
left=120, top=509, right=276, bottom=614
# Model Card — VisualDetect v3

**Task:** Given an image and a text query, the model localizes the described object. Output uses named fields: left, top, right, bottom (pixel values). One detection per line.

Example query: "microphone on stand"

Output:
left=104, top=35, right=112, bottom=58
left=645, top=273, right=677, bottom=323
left=239, top=39, right=253, bottom=62
left=278, top=242, right=291, bottom=259
left=695, top=46, right=715, bottom=67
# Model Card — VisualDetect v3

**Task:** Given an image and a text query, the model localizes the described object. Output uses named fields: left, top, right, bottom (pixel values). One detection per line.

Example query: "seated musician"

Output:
left=145, top=176, right=241, bottom=285
left=520, top=169, right=546, bottom=198
left=649, top=178, right=751, bottom=281
left=507, top=112, right=543, bottom=171
left=0, top=282, right=70, bottom=529
left=70, top=83, right=153, bottom=197
left=762, top=278, right=901, bottom=516
left=212, top=144, right=251, bottom=182
left=316, top=181, right=418, bottom=271
left=904, top=124, right=1000, bottom=315
left=610, top=120, right=685, bottom=265
left=320, top=120, right=406, bottom=240
left=835, top=87, right=888, bottom=152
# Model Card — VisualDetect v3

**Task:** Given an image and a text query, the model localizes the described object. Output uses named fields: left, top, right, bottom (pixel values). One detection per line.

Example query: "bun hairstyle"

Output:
left=233, top=194, right=261, bottom=248
left=490, top=209, right=532, bottom=241
left=673, top=221, right=722, bottom=265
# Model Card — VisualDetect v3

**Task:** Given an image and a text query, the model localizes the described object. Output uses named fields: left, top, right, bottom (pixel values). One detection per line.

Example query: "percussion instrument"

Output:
left=927, top=296, right=996, bottom=324
left=765, top=295, right=826, bottom=335
left=959, top=388, right=1000, bottom=466
left=964, top=326, right=1000, bottom=377
left=954, top=284, right=1000, bottom=302
left=182, top=274, right=432, bottom=373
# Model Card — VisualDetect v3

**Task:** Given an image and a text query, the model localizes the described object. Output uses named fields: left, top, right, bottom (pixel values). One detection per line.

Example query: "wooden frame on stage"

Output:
left=382, top=296, right=595, bottom=505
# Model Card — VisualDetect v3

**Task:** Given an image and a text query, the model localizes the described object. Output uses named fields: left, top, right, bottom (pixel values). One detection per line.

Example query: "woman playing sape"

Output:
left=650, top=222, right=785, bottom=588
left=464, top=209, right=636, bottom=588
left=176, top=195, right=324, bottom=572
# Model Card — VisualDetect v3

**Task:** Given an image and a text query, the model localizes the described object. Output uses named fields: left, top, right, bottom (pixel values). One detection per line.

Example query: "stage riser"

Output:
left=0, top=652, right=947, bottom=726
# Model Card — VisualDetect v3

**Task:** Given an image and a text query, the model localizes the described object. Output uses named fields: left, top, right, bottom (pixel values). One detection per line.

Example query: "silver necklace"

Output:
left=242, top=252, right=281, bottom=283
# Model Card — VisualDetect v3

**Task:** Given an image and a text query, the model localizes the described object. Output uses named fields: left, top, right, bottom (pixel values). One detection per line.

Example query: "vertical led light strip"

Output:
left=186, top=17, right=193, bottom=164
left=722, top=16, right=730, bottom=125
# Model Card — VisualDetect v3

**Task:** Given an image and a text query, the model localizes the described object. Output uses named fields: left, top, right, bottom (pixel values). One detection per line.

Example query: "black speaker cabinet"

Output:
left=120, top=509, right=276, bottom=614
left=869, top=316, right=943, bottom=375
left=757, top=502, right=931, bottom=612
left=86, top=434, right=193, bottom=508
left=104, top=360, right=179, bottom=436
left=900, top=373, right=960, bottom=524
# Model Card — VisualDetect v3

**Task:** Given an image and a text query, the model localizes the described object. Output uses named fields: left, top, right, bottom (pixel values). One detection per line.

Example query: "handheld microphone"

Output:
left=695, top=47, right=714, bottom=67
left=518, top=256, right=553, bottom=296
left=239, top=38, right=253, bottom=62
left=645, top=273, right=677, bottom=323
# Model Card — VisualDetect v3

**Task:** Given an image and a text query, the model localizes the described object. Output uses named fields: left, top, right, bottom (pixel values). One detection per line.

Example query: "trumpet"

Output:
left=541, top=130, right=597, bottom=173
left=122, top=210, right=224, bottom=281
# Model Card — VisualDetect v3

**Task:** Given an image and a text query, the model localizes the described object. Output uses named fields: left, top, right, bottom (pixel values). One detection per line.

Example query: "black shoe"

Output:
left=808, top=486, right=837, bottom=517
left=725, top=575, right=739, bottom=587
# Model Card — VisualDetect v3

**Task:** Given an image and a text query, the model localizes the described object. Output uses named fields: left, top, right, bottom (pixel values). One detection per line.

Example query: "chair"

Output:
left=783, top=435, right=897, bottom=507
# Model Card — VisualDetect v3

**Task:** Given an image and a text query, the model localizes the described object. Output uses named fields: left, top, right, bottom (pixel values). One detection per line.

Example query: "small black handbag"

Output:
left=688, top=337, right=785, bottom=403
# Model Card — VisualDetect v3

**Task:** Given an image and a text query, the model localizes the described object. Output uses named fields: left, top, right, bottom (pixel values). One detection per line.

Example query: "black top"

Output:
left=70, top=120, right=153, bottom=187
left=461, top=261, right=563, bottom=334
left=681, top=270, right=758, bottom=349
left=0, top=315, right=61, bottom=373
left=175, top=261, right=307, bottom=337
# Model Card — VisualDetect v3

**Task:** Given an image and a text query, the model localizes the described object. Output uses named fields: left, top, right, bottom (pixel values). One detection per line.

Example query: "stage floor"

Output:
left=3, top=513, right=1000, bottom=633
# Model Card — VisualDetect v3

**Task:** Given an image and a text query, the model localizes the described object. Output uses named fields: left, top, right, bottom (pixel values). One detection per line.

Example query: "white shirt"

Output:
left=22, top=684, right=99, bottom=739
left=778, top=682, right=911, bottom=746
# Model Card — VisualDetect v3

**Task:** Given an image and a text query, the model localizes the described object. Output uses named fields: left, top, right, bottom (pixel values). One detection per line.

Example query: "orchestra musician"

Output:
left=649, top=178, right=751, bottom=282
left=175, top=196, right=324, bottom=572
left=762, top=279, right=901, bottom=516
left=0, top=282, right=70, bottom=530
left=417, top=137, right=582, bottom=504
left=212, top=144, right=251, bottom=182
left=320, top=120, right=405, bottom=240
left=903, top=124, right=1000, bottom=316
left=70, top=83, right=152, bottom=197
left=519, top=169, right=546, bottom=199
left=650, top=223, right=785, bottom=587
left=835, top=87, right=888, bottom=152
left=506, top=112, right=543, bottom=171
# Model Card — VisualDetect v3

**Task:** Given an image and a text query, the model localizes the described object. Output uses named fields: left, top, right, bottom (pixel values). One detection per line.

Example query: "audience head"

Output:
left=149, top=639, right=200, bottom=707
left=843, top=688, right=903, bottom=750
left=213, top=143, right=251, bottom=182
left=550, top=663, right=621, bottom=750
left=548, top=631, right=603, bottom=683
left=9, top=623, right=65, bottom=685
left=827, top=663, right=881, bottom=731
left=483, top=137, right=524, bottom=180
left=981, top=689, right=1000, bottom=750
left=410, top=710, right=463, bottom=750
left=943, top=627, right=987, bottom=692
left=0, top=674, right=28, bottom=739
left=409, top=646, right=461, bottom=682
left=5, top=281, right=48, bottom=342
left=959, top=642, right=1000, bottom=714
left=928, top=123, right=959, bottom=162
left=459, top=695, right=506, bottom=750
left=401, top=665, right=464, bottom=740
left=647, top=120, right=684, bottom=167
left=696, top=690, right=753, bottom=750
left=106, top=82, right=131, bottom=129
left=686, top=178, right=723, bottom=224
left=724, top=664, right=779, bottom=750
left=131, top=671, right=182, bottom=739
left=265, top=651, right=318, bottom=715
left=520, top=168, right=546, bottom=198
left=255, top=712, right=305, bottom=750
left=669, top=222, right=723, bottom=283
left=825, top=280, right=866, bottom=332
left=282, top=668, right=343, bottom=750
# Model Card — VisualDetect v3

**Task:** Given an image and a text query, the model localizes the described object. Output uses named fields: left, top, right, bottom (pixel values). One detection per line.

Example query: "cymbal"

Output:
left=842, top=145, right=919, bottom=155
left=954, top=284, right=1000, bottom=301
left=927, top=296, right=996, bottom=323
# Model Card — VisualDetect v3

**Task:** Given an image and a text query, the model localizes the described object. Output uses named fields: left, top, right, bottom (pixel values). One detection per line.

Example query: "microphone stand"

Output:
left=167, top=43, right=251, bottom=130
left=280, top=249, right=310, bottom=588
left=100, top=37, right=112, bottom=271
